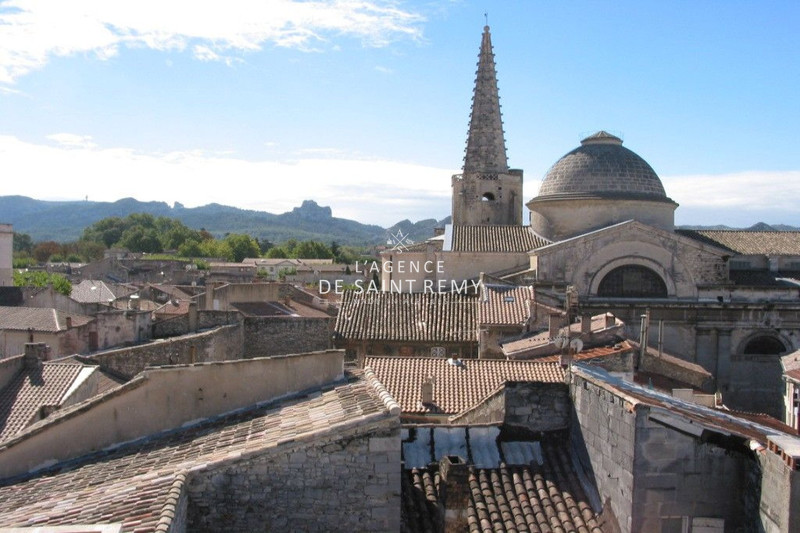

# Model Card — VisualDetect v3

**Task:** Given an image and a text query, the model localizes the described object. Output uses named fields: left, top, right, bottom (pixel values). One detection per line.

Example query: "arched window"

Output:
left=482, top=192, right=495, bottom=201
left=597, top=265, right=667, bottom=298
left=743, top=336, right=787, bottom=355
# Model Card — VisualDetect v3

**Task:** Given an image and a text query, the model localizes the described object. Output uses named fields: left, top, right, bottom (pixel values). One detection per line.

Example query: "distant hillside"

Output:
left=0, top=196, right=446, bottom=246
left=386, top=216, right=451, bottom=244
left=678, top=222, right=800, bottom=231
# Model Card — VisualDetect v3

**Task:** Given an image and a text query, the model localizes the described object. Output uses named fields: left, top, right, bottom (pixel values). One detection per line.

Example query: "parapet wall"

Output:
left=90, top=324, right=244, bottom=378
left=186, top=421, right=401, bottom=532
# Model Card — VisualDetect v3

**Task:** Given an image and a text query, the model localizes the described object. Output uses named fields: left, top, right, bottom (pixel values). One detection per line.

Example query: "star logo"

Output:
left=389, top=229, right=412, bottom=253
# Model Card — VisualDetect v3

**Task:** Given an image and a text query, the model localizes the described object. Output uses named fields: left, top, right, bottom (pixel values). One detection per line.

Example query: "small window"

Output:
left=482, top=192, right=495, bottom=202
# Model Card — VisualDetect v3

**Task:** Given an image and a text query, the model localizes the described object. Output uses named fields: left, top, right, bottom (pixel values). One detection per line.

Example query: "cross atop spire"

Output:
left=463, top=25, right=508, bottom=174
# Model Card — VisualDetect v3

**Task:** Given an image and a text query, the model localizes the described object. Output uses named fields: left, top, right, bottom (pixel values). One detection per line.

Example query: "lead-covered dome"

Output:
left=537, top=131, right=670, bottom=201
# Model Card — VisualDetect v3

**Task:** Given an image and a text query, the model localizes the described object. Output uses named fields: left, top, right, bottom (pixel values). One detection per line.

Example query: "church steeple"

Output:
left=451, top=25, right=522, bottom=226
left=463, top=25, right=508, bottom=174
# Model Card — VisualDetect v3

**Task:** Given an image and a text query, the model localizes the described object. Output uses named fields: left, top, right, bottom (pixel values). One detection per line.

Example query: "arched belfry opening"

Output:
left=482, top=193, right=495, bottom=202
left=597, top=265, right=668, bottom=298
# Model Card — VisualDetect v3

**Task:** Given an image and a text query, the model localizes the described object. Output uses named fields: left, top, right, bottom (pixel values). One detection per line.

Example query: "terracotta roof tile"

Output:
left=478, top=285, right=533, bottom=326
left=401, top=432, right=606, bottom=533
left=450, top=226, right=551, bottom=253
left=0, top=307, right=93, bottom=333
left=677, top=230, right=800, bottom=255
left=0, top=362, right=85, bottom=441
left=366, top=356, right=564, bottom=415
left=337, top=292, right=478, bottom=343
left=0, top=374, right=389, bottom=532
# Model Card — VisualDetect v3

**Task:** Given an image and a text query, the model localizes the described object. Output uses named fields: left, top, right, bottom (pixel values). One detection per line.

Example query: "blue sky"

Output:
left=1, top=0, right=798, bottom=228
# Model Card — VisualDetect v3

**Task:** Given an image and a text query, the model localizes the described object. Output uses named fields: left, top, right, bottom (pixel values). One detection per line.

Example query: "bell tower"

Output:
left=451, top=25, right=523, bottom=226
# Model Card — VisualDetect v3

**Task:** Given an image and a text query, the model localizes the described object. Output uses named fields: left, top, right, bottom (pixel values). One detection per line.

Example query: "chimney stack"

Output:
left=23, top=343, right=48, bottom=369
left=440, top=455, right=471, bottom=532
left=65, top=316, right=72, bottom=329
left=605, top=313, right=616, bottom=329
left=581, top=313, right=592, bottom=336
left=421, top=376, right=434, bottom=404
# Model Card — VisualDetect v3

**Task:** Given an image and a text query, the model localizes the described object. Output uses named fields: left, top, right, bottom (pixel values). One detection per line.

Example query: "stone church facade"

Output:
left=381, top=25, right=800, bottom=420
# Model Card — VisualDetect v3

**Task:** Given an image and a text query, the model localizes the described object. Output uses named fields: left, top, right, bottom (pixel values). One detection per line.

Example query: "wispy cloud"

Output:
left=46, top=133, right=98, bottom=149
left=662, top=171, right=800, bottom=211
left=0, top=0, right=425, bottom=83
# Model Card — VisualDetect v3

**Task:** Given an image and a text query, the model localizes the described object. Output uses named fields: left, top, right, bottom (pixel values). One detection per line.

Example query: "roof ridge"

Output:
left=363, top=366, right=400, bottom=416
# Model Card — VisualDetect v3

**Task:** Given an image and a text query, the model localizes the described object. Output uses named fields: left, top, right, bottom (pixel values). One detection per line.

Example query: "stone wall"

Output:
left=89, top=324, right=243, bottom=378
left=631, top=409, right=752, bottom=532
left=243, top=316, right=332, bottom=358
left=570, top=374, right=637, bottom=532
left=450, top=382, right=570, bottom=432
left=153, top=310, right=241, bottom=338
left=759, top=445, right=800, bottom=533
left=185, top=421, right=401, bottom=532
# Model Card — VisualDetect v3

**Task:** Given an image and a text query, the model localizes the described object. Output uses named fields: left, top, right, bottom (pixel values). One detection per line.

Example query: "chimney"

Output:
left=421, top=376, right=434, bottom=404
left=581, top=313, right=592, bottom=336
left=65, top=316, right=72, bottom=329
left=23, top=343, right=47, bottom=368
left=548, top=313, right=563, bottom=339
left=605, top=313, right=616, bottom=329
left=440, top=455, right=471, bottom=532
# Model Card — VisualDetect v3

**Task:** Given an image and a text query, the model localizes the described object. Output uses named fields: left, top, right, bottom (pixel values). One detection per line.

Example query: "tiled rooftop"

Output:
left=0, top=361, right=85, bottom=442
left=478, top=285, right=533, bottom=326
left=677, top=229, right=800, bottom=255
left=71, top=280, right=118, bottom=304
left=0, top=307, right=93, bottom=333
left=232, top=300, right=330, bottom=318
left=0, top=372, right=389, bottom=532
left=401, top=428, right=606, bottom=533
left=337, top=291, right=478, bottom=343
left=450, top=226, right=550, bottom=253
left=366, top=356, right=564, bottom=415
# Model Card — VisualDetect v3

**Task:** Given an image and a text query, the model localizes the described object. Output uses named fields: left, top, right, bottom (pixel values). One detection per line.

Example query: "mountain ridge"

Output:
left=0, top=196, right=448, bottom=246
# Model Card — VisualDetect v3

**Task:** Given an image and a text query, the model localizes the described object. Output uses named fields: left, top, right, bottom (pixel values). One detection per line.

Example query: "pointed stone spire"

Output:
left=463, top=25, right=508, bottom=174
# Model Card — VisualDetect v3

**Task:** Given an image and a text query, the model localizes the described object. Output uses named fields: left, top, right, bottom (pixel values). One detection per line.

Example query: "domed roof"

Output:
left=536, top=131, right=672, bottom=202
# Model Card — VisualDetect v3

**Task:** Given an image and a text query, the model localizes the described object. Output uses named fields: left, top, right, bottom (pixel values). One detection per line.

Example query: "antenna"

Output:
left=484, top=12, right=489, bottom=26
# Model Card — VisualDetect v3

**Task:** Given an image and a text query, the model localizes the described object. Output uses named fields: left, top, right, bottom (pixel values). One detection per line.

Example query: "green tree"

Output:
left=117, top=227, right=163, bottom=253
left=224, top=234, right=261, bottom=262
left=14, top=270, right=72, bottom=295
left=13, top=233, right=33, bottom=254
left=265, top=246, right=288, bottom=258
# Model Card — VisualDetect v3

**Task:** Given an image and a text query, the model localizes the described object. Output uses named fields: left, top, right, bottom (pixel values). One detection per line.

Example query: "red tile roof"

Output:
left=0, top=373, right=390, bottom=532
left=478, top=285, right=534, bottom=326
left=450, top=225, right=551, bottom=253
left=337, top=291, right=478, bottom=343
left=366, top=356, right=564, bottom=415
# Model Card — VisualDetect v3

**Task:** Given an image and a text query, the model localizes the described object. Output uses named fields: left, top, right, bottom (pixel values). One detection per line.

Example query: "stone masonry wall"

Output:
left=504, top=382, right=570, bottom=431
left=89, top=324, right=243, bottom=378
left=631, top=409, right=752, bottom=532
left=449, top=382, right=570, bottom=432
left=570, top=374, right=637, bottom=533
left=243, top=316, right=332, bottom=358
left=759, top=448, right=800, bottom=533
left=154, top=311, right=241, bottom=338
left=186, top=420, right=401, bottom=532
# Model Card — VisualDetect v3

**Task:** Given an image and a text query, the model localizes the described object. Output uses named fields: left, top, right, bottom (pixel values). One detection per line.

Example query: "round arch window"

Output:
left=743, top=336, right=787, bottom=355
left=482, top=192, right=495, bottom=201
left=597, top=265, right=667, bottom=298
